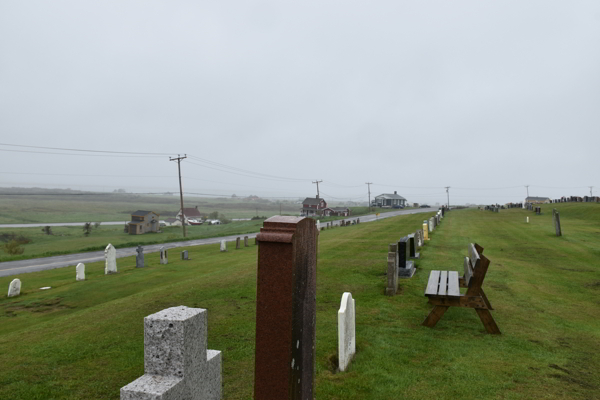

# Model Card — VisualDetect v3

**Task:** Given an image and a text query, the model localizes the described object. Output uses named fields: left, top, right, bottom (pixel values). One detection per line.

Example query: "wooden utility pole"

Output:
left=170, top=154, right=187, bottom=237
left=312, top=180, right=323, bottom=198
left=366, top=182, right=372, bottom=211
left=445, top=186, right=450, bottom=209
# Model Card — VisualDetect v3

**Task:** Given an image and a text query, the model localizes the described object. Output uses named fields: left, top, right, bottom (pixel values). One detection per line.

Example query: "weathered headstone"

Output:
left=76, top=263, right=85, bottom=281
left=338, top=292, right=356, bottom=372
left=244, top=236, right=249, bottom=247
left=326, top=222, right=330, bottom=229
left=357, top=218, right=360, bottom=224
left=423, top=222, right=430, bottom=241
left=160, top=247, right=168, bottom=265
left=408, top=234, right=420, bottom=259
left=120, top=306, right=222, bottom=400
left=236, top=237, right=240, bottom=249
left=182, top=250, right=189, bottom=260
left=136, top=245, right=144, bottom=268
left=553, top=208, right=562, bottom=236
left=105, top=243, right=117, bottom=274
left=255, top=216, right=317, bottom=400
left=7, top=278, right=21, bottom=297
left=428, top=218, right=434, bottom=233
left=386, top=244, right=398, bottom=296
left=220, top=240, right=227, bottom=252
left=396, top=237, right=415, bottom=278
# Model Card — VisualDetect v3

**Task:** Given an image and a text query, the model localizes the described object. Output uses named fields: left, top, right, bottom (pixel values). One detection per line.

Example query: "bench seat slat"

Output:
left=438, top=271, right=448, bottom=296
left=447, top=271, right=460, bottom=297
left=425, top=271, right=441, bottom=296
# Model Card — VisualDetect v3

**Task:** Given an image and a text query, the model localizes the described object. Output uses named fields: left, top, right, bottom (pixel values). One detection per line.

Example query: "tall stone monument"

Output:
left=120, top=306, right=221, bottom=400
left=254, top=216, right=318, bottom=400
left=105, top=243, right=117, bottom=274
left=338, top=292, right=356, bottom=372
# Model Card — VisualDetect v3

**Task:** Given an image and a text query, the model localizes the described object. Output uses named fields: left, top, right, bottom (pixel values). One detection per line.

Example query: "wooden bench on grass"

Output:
left=422, top=243, right=500, bottom=334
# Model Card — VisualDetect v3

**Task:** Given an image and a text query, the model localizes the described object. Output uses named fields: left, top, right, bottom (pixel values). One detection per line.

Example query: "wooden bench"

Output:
left=422, top=243, right=500, bottom=334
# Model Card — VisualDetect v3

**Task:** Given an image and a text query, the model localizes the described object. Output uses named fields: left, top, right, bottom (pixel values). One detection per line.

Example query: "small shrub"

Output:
left=0, top=233, right=31, bottom=244
left=41, top=226, right=53, bottom=235
left=3, top=240, right=24, bottom=255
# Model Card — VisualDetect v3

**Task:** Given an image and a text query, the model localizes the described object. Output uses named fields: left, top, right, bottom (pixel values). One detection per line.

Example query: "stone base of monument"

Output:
left=410, top=252, right=420, bottom=259
left=398, top=261, right=415, bottom=278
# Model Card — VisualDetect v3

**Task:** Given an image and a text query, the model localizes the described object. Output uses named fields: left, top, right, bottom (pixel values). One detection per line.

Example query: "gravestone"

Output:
left=338, top=292, right=356, bottom=372
left=105, top=243, right=117, bottom=274
left=428, top=218, right=434, bottom=233
left=553, top=209, right=562, bottom=236
left=120, top=306, right=221, bottom=400
left=160, top=247, right=168, bottom=265
left=357, top=218, right=360, bottom=224
left=408, top=234, right=420, bottom=259
left=244, top=236, right=249, bottom=247
left=76, top=263, right=85, bottom=281
left=396, top=237, right=415, bottom=278
left=327, top=223, right=330, bottom=229
left=386, top=244, right=398, bottom=296
left=136, top=245, right=144, bottom=268
left=236, top=237, right=240, bottom=249
left=220, top=240, right=227, bottom=252
left=182, top=250, right=189, bottom=260
left=7, top=278, right=21, bottom=297
left=423, top=222, right=430, bottom=241
left=255, top=216, right=317, bottom=400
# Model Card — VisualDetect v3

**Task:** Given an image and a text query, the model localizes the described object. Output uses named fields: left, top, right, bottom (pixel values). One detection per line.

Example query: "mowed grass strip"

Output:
left=1, top=205, right=599, bottom=399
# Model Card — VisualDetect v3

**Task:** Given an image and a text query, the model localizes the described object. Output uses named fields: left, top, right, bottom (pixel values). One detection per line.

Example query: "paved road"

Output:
left=0, top=218, right=252, bottom=228
left=0, top=208, right=436, bottom=277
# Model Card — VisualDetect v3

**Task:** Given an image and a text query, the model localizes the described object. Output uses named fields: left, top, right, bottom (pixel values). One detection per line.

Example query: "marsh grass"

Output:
left=1, top=204, right=599, bottom=399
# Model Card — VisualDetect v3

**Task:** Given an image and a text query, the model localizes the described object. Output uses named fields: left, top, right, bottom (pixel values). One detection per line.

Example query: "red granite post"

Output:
left=254, top=216, right=318, bottom=400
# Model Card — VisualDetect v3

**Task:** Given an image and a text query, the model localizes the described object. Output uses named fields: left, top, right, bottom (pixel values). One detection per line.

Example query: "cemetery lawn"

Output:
left=1, top=204, right=599, bottom=399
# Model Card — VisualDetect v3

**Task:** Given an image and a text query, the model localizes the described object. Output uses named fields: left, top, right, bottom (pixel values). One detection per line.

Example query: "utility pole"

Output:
left=366, top=182, right=372, bottom=211
left=312, top=180, right=323, bottom=198
left=590, top=186, right=594, bottom=197
left=445, top=186, right=450, bottom=209
left=525, top=185, right=530, bottom=199
left=170, top=154, right=187, bottom=238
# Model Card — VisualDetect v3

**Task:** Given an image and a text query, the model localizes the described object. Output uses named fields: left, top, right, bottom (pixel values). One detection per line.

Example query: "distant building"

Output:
left=526, top=196, right=551, bottom=204
left=322, top=207, right=351, bottom=217
left=164, top=218, right=180, bottom=226
left=301, top=196, right=327, bottom=216
left=128, top=210, right=160, bottom=235
left=373, top=191, right=407, bottom=208
left=176, top=206, right=203, bottom=225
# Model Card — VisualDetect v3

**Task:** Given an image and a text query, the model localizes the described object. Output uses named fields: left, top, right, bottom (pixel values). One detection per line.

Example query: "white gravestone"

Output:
left=220, top=240, right=226, bottom=252
left=76, top=263, right=85, bottom=281
left=160, top=247, right=168, bottom=265
left=338, top=292, right=356, bottom=372
left=8, top=278, right=21, bottom=297
left=120, top=306, right=222, bottom=400
left=105, top=244, right=117, bottom=274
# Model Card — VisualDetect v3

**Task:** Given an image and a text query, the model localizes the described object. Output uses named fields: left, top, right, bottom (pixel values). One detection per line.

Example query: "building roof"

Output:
left=131, top=210, right=156, bottom=216
left=375, top=193, right=406, bottom=200
left=526, top=196, right=550, bottom=201
left=166, top=218, right=178, bottom=223
left=180, top=207, right=202, bottom=217
left=302, top=197, right=325, bottom=206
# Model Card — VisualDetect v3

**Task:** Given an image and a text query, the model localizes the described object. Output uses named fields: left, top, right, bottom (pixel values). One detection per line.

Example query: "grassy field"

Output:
left=1, top=203, right=598, bottom=399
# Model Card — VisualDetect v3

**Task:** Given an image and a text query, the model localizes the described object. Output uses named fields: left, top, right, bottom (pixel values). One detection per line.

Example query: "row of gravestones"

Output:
left=219, top=236, right=252, bottom=252
left=120, top=216, right=356, bottom=400
left=6, top=244, right=189, bottom=298
left=386, top=209, right=444, bottom=296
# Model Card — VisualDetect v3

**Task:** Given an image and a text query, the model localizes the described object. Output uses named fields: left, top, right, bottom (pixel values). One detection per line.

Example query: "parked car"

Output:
left=392, top=205, right=404, bottom=209
left=420, top=204, right=430, bottom=208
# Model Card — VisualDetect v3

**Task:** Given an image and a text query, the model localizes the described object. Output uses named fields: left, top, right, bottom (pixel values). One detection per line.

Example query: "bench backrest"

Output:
left=463, top=243, right=490, bottom=295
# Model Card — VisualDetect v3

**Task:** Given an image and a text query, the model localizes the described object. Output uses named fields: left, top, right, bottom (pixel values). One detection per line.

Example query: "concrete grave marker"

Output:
left=408, top=234, right=420, bottom=259
left=136, top=245, right=144, bottom=268
left=76, top=263, right=85, bottom=281
left=244, top=236, right=249, bottom=247
left=386, top=244, right=398, bottom=296
left=220, top=240, right=227, bottom=252
left=120, top=306, right=222, bottom=400
left=160, top=247, right=168, bottom=265
left=105, top=243, right=117, bottom=274
left=7, top=278, right=21, bottom=297
left=396, top=237, right=415, bottom=278
left=255, top=216, right=317, bottom=400
left=338, top=292, right=356, bottom=372
left=182, top=250, right=189, bottom=260
left=423, top=222, right=430, bottom=241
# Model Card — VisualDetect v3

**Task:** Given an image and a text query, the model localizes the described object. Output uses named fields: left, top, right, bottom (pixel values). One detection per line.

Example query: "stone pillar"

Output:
left=76, top=263, right=85, bottom=281
left=120, top=306, right=222, bottom=400
left=396, top=237, right=415, bottom=278
left=160, top=247, right=168, bottom=265
left=105, top=244, right=117, bottom=274
left=254, top=216, right=318, bottom=400
left=244, top=236, right=249, bottom=247
left=338, top=292, right=356, bottom=372
left=136, top=245, right=144, bottom=268
left=7, top=278, right=21, bottom=297
left=386, top=244, right=398, bottom=296
left=236, top=237, right=240, bottom=249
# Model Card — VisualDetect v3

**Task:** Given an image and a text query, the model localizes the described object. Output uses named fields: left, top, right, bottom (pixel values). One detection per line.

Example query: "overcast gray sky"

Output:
left=1, top=1, right=599, bottom=205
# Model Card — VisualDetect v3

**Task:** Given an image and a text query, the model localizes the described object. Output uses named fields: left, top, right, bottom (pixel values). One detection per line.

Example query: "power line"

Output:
left=0, top=148, right=163, bottom=158
left=0, top=142, right=174, bottom=156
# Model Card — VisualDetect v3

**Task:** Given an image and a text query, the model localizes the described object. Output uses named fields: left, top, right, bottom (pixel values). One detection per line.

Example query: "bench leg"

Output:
left=480, top=289, right=493, bottom=310
left=422, top=306, right=449, bottom=328
left=475, top=309, right=501, bottom=334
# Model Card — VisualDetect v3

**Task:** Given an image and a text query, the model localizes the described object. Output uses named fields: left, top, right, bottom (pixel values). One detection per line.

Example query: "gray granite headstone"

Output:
left=386, top=244, right=398, bottom=296
left=244, top=236, right=249, bottom=247
left=408, top=234, right=420, bottom=259
left=396, top=237, right=415, bottom=278
left=120, top=306, right=221, bottom=400
left=181, top=250, right=189, bottom=260
left=136, top=245, right=144, bottom=268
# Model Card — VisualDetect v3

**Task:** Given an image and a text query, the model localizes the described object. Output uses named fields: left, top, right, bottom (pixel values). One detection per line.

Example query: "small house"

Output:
left=322, top=207, right=351, bottom=217
left=128, top=211, right=160, bottom=235
left=176, top=206, right=203, bottom=225
left=301, top=196, right=327, bottom=216
left=373, top=191, right=407, bottom=208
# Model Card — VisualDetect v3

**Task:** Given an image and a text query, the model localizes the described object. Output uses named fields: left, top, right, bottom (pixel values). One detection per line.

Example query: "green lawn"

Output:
left=1, top=204, right=598, bottom=399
